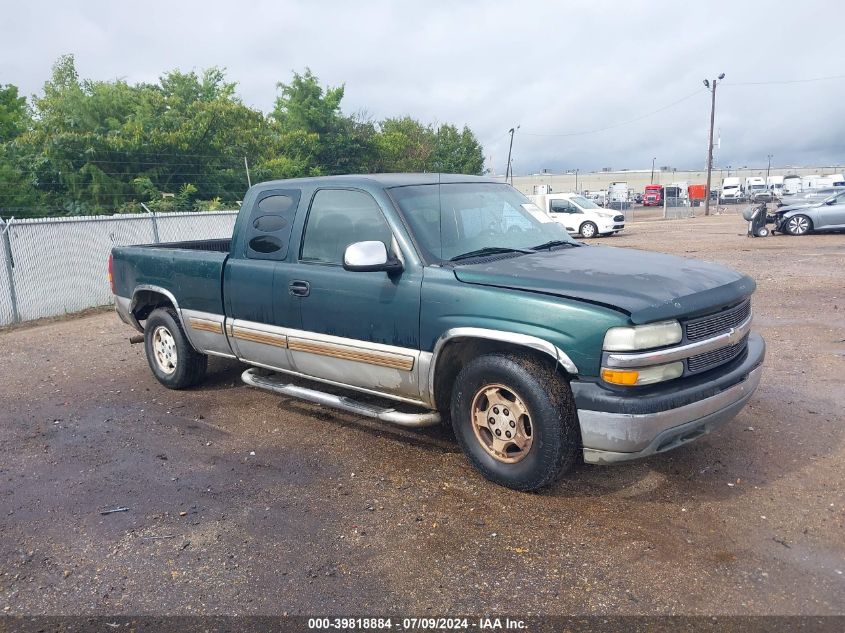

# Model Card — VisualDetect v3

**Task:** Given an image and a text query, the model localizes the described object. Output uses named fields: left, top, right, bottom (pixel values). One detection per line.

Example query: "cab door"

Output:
left=286, top=188, right=423, bottom=401
left=224, top=189, right=303, bottom=370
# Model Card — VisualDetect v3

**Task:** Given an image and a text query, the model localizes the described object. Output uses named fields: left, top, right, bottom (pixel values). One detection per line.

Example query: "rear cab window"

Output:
left=244, top=190, right=301, bottom=260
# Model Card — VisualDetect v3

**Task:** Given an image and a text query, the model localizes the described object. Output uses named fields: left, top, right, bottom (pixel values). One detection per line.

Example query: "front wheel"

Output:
left=450, top=354, right=580, bottom=491
left=784, top=214, right=812, bottom=235
left=579, top=221, right=598, bottom=238
left=144, top=308, right=208, bottom=389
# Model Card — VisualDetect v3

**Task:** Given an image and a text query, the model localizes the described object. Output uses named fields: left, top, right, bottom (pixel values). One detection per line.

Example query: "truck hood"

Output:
left=452, top=246, right=755, bottom=324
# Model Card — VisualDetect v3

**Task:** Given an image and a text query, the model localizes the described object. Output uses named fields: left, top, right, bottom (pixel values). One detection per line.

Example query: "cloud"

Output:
left=2, top=0, right=844, bottom=173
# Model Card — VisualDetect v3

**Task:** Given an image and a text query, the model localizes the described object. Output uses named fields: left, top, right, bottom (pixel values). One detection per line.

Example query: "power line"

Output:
left=519, top=89, right=705, bottom=138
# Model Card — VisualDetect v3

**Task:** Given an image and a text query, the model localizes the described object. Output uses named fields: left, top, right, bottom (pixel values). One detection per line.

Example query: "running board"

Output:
left=241, top=368, right=442, bottom=428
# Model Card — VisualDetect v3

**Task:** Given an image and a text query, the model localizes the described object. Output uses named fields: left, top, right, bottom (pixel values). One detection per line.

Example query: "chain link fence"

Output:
left=0, top=211, right=238, bottom=326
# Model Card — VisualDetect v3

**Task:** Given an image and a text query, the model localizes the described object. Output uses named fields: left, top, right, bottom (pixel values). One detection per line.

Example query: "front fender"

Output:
left=420, top=267, right=629, bottom=380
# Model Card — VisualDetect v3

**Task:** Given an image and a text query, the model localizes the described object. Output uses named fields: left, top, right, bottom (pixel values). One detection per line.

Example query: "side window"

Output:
left=245, top=191, right=300, bottom=260
left=301, top=189, right=393, bottom=265
left=549, top=199, right=569, bottom=213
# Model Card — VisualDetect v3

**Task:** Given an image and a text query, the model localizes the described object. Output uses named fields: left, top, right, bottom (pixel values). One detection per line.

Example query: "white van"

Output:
left=529, top=192, right=625, bottom=238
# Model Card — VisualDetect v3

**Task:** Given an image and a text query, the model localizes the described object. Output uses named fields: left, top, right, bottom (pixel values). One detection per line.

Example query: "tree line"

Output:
left=0, top=55, right=485, bottom=218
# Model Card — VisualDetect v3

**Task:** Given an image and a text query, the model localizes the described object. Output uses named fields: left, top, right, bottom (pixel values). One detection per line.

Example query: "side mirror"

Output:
left=343, top=241, right=403, bottom=273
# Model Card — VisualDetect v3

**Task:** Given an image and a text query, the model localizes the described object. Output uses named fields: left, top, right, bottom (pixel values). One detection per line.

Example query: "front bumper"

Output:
left=574, top=332, right=765, bottom=464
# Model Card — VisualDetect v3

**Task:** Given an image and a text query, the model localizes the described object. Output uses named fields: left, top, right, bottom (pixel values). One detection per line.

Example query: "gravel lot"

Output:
left=1, top=212, right=843, bottom=616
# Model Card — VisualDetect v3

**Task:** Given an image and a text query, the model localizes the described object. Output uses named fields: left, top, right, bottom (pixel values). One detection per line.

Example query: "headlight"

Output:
left=601, top=362, right=684, bottom=386
left=603, top=320, right=682, bottom=351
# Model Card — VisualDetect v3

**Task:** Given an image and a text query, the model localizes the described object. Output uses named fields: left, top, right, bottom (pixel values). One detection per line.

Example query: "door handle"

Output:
left=289, top=280, right=310, bottom=297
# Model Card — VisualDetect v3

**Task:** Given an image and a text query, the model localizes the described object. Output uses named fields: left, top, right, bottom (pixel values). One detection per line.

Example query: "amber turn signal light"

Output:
left=601, top=368, right=640, bottom=386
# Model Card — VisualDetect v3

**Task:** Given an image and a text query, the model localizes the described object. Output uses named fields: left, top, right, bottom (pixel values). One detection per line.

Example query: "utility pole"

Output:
left=244, top=156, right=252, bottom=188
left=766, top=154, right=773, bottom=190
left=703, top=73, right=724, bottom=217
left=505, top=125, right=519, bottom=185
left=651, top=157, right=656, bottom=184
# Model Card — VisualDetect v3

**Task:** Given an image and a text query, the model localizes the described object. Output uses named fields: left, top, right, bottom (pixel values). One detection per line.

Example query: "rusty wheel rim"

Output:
left=470, top=383, right=533, bottom=463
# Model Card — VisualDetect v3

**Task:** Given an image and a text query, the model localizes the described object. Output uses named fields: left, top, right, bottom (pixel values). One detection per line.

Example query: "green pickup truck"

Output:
left=111, top=174, right=764, bottom=490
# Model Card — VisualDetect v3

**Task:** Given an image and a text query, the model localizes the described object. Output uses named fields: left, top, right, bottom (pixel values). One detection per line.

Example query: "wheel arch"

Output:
left=428, top=328, right=578, bottom=411
left=130, top=285, right=181, bottom=323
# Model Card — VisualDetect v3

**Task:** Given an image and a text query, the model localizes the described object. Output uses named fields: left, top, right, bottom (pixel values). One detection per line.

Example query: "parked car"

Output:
left=111, top=174, right=765, bottom=491
left=529, top=192, right=625, bottom=238
left=773, top=190, right=845, bottom=235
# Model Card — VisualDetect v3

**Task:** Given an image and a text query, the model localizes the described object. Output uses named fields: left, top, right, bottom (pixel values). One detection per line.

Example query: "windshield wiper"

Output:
left=529, top=240, right=578, bottom=251
left=448, top=246, right=534, bottom=262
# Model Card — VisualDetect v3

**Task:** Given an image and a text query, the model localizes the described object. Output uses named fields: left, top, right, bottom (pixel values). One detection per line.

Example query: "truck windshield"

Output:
left=390, top=182, right=576, bottom=262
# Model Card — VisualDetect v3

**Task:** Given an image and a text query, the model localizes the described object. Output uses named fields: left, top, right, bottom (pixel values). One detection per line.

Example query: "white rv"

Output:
left=817, top=174, right=845, bottom=188
left=782, top=175, right=801, bottom=195
left=801, top=175, right=823, bottom=191
left=608, top=181, right=629, bottom=203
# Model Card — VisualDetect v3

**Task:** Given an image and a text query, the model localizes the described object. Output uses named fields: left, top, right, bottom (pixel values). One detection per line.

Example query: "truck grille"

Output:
left=687, top=334, right=749, bottom=373
left=685, top=299, right=751, bottom=342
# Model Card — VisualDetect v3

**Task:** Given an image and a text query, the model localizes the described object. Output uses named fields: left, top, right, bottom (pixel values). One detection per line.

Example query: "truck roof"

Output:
left=248, top=173, right=498, bottom=193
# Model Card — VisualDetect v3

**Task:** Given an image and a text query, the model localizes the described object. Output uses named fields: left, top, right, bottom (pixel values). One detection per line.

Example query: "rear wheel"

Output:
left=580, top=221, right=598, bottom=238
left=450, top=353, right=580, bottom=491
left=784, top=214, right=812, bottom=235
left=144, top=308, right=207, bottom=389
left=756, top=226, right=769, bottom=237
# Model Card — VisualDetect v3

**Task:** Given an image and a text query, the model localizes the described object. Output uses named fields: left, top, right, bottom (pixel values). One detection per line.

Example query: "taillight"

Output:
left=108, top=253, right=116, bottom=294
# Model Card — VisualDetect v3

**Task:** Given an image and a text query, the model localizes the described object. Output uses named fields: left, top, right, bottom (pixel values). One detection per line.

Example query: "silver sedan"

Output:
left=776, top=190, right=845, bottom=235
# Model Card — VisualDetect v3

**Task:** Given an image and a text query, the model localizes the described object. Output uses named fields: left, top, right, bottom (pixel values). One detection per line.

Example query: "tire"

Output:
left=784, top=214, right=812, bottom=236
left=144, top=307, right=208, bottom=389
left=756, top=227, right=769, bottom=237
left=450, top=353, right=580, bottom=491
left=579, top=221, right=598, bottom=238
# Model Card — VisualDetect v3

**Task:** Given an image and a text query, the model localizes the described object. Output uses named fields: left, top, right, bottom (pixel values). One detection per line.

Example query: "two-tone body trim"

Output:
left=287, top=336, right=414, bottom=371
left=182, top=309, right=236, bottom=358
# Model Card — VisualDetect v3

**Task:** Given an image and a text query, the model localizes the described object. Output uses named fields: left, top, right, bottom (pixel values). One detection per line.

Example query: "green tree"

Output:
left=270, top=69, right=377, bottom=176
left=0, top=84, right=27, bottom=142
left=1, top=58, right=487, bottom=217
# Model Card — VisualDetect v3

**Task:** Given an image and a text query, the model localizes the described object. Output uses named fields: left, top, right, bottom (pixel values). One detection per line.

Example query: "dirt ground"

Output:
left=1, top=212, right=843, bottom=616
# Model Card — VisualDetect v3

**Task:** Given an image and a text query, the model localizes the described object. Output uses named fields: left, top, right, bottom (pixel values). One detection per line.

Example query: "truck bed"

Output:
left=111, top=240, right=231, bottom=316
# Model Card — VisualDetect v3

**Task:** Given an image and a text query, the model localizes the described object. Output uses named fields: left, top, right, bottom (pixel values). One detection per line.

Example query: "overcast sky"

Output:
left=3, top=0, right=844, bottom=174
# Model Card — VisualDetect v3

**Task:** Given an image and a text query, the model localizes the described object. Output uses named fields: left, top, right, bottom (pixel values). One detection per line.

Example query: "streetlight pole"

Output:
left=703, top=73, right=724, bottom=217
left=505, top=125, right=519, bottom=185
left=575, top=168, right=579, bottom=193
left=651, top=157, right=656, bottom=184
